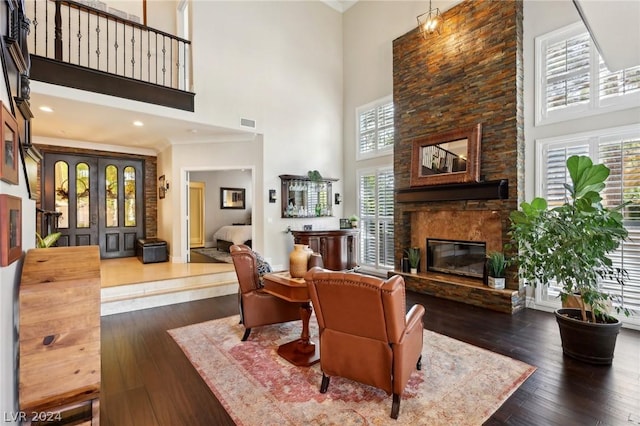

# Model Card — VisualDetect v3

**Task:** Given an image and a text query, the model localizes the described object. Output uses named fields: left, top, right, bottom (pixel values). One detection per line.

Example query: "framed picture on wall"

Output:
left=0, top=194, right=22, bottom=266
left=220, top=187, right=245, bottom=209
left=0, top=101, right=19, bottom=185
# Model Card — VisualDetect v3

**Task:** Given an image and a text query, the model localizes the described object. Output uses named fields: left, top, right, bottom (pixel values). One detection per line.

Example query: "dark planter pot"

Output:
left=555, top=308, right=622, bottom=365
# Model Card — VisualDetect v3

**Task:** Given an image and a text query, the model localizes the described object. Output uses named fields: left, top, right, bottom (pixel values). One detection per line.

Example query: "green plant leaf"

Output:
left=567, top=155, right=609, bottom=199
left=36, top=232, right=62, bottom=248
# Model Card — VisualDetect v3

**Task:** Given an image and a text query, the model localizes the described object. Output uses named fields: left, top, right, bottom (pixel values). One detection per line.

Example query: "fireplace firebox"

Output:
left=427, top=238, right=486, bottom=279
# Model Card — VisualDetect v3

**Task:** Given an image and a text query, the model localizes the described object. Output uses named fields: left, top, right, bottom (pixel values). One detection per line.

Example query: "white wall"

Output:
left=179, top=1, right=344, bottom=267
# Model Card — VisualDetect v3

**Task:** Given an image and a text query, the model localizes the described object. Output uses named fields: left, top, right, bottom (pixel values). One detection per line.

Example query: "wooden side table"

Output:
left=262, top=271, right=320, bottom=367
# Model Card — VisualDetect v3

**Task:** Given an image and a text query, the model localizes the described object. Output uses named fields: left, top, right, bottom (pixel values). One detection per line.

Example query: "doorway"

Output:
left=42, top=152, right=145, bottom=258
left=185, top=168, right=254, bottom=263
left=189, top=181, right=205, bottom=248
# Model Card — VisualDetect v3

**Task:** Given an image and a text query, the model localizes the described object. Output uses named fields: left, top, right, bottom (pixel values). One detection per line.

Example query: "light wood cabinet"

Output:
left=291, top=229, right=359, bottom=271
left=19, top=246, right=101, bottom=425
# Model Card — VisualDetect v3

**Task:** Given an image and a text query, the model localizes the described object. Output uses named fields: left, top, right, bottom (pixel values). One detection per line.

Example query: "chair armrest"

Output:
left=405, top=304, right=425, bottom=334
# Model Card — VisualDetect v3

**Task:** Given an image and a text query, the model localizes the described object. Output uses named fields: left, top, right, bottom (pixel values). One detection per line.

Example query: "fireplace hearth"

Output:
left=427, top=239, right=486, bottom=279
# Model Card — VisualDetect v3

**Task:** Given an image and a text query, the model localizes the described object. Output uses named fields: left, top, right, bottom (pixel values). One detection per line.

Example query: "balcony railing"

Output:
left=26, top=0, right=194, bottom=110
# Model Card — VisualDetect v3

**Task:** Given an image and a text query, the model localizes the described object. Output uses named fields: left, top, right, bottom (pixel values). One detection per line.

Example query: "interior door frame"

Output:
left=180, top=166, right=255, bottom=263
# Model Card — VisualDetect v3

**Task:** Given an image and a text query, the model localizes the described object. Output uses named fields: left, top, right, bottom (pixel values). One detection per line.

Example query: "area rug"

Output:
left=168, top=315, right=536, bottom=425
left=192, top=247, right=233, bottom=263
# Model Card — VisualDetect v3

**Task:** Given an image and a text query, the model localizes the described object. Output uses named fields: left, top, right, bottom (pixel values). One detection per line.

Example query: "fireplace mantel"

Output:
left=396, top=180, right=508, bottom=203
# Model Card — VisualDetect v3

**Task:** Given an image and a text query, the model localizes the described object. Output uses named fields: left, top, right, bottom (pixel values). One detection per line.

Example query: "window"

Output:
left=357, top=167, right=394, bottom=272
left=536, top=125, right=640, bottom=321
left=356, top=96, right=394, bottom=159
left=536, top=22, right=640, bottom=125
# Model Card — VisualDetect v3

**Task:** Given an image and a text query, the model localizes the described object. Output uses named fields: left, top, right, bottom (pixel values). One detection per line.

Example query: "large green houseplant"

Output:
left=509, top=155, right=629, bottom=364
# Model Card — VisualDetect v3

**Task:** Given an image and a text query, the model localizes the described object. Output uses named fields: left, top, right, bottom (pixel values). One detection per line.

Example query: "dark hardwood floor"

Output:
left=100, top=292, right=640, bottom=426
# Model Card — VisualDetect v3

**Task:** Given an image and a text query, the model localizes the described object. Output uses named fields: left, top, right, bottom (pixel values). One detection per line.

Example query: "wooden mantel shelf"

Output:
left=396, top=179, right=508, bottom=203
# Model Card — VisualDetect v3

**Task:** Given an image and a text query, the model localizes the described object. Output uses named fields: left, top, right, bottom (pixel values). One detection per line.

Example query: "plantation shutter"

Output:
left=360, top=174, right=377, bottom=266
left=598, top=137, right=640, bottom=311
left=377, top=170, right=395, bottom=268
left=598, top=59, right=640, bottom=101
left=376, top=103, right=395, bottom=151
left=357, top=99, right=394, bottom=157
left=545, top=32, right=591, bottom=111
left=359, top=108, right=377, bottom=155
left=358, top=168, right=394, bottom=270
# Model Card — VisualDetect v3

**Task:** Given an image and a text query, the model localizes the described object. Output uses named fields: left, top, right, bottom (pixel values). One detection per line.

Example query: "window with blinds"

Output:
left=358, top=168, right=394, bottom=271
left=537, top=126, right=640, bottom=317
left=356, top=97, right=394, bottom=159
left=536, top=22, right=640, bottom=125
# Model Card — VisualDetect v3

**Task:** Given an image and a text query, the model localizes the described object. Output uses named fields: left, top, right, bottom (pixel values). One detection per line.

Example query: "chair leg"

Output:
left=320, top=373, right=330, bottom=393
left=241, top=328, right=251, bottom=341
left=391, top=393, right=401, bottom=419
left=416, top=355, right=422, bottom=371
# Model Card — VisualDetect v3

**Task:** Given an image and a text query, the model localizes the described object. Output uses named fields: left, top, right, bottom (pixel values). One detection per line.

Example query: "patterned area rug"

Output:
left=191, top=247, right=233, bottom=263
left=168, top=315, right=536, bottom=425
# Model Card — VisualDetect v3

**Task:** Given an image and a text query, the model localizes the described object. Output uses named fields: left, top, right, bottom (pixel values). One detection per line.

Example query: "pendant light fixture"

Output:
left=416, top=0, right=442, bottom=39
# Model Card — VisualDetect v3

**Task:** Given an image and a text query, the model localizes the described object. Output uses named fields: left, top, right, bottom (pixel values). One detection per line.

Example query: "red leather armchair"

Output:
left=230, top=245, right=300, bottom=341
left=305, top=268, right=425, bottom=419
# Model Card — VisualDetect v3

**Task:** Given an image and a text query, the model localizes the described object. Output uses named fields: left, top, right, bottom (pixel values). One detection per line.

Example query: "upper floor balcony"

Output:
left=26, top=0, right=194, bottom=111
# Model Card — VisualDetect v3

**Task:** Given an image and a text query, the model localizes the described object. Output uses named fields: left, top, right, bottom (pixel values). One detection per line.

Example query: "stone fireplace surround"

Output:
left=392, top=210, right=522, bottom=314
left=391, top=0, right=525, bottom=314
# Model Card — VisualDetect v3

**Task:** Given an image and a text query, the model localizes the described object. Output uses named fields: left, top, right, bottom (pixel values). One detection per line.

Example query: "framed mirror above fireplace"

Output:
left=410, top=123, right=482, bottom=187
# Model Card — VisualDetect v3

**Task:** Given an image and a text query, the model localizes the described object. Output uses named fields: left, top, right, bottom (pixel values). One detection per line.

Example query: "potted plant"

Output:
left=509, top=155, right=629, bottom=364
left=405, top=247, right=420, bottom=274
left=348, top=215, right=359, bottom=229
left=486, top=251, right=507, bottom=289
left=36, top=232, right=61, bottom=248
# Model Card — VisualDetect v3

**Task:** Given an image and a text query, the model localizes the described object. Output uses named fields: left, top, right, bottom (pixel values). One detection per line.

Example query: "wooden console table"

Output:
left=262, top=271, right=319, bottom=367
left=291, top=229, right=359, bottom=270
left=19, top=246, right=101, bottom=425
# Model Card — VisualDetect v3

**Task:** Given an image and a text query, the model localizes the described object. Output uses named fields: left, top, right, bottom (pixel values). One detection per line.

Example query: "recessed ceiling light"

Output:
left=39, top=106, right=54, bottom=113
left=133, top=121, right=144, bottom=127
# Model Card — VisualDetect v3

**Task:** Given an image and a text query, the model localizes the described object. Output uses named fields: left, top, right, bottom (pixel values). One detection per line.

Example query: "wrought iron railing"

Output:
left=26, top=0, right=191, bottom=91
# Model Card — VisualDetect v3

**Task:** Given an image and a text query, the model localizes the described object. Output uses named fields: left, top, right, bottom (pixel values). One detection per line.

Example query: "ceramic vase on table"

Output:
left=290, top=244, right=311, bottom=278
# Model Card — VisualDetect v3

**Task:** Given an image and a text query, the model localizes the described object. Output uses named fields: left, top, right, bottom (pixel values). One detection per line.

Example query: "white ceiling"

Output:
left=28, top=86, right=255, bottom=154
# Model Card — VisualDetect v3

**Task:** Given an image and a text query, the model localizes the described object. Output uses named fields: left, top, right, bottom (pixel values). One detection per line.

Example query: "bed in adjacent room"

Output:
left=213, top=225, right=252, bottom=252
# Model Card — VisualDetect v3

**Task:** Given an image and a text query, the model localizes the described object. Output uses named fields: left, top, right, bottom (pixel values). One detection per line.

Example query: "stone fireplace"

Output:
left=391, top=0, right=525, bottom=314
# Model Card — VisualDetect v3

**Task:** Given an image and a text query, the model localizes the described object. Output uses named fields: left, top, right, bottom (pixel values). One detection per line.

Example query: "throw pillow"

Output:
left=254, top=251, right=272, bottom=287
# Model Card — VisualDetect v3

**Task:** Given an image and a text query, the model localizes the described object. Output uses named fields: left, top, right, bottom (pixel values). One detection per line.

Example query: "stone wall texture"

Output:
left=392, top=0, right=524, bottom=311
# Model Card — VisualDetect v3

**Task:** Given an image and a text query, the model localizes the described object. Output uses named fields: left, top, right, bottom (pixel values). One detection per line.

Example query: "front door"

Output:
left=42, top=153, right=145, bottom=258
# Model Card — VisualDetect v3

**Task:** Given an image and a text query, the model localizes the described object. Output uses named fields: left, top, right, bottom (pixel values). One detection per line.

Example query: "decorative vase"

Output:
left=290, top=244, right=311, bottom=278
left=410, top=267, right=418, bottom=274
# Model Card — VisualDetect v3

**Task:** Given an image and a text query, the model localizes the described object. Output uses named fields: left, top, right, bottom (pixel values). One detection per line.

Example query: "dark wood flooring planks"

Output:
left=100, top=292, right=640, bottom=425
